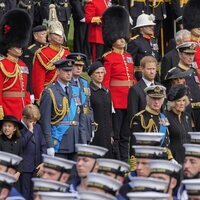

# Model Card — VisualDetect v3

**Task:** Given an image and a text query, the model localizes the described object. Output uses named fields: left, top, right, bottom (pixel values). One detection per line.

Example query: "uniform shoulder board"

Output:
left=130, top=34, right=139, bottom=41
left=135, top=109, right=145, bottom=117
left=102, top=50, right=112, bottom=57
left=35, top=44, right=49, bottom=55
left=27, top=44, right=36, bottom=50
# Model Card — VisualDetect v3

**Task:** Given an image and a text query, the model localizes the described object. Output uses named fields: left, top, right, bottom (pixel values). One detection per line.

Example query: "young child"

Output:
left=0, top=115, right=23, bottom=181
left=19, top=104, right=47, bottom=200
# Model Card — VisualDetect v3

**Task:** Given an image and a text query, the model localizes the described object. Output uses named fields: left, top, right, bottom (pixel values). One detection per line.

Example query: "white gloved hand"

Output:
left=80, top=17, right=86, bottom=22
left=129, top=16, right=133, bottom=25
left=47, top=148, right=55, bottom=157
left=163, top=14, right=167, bottom=19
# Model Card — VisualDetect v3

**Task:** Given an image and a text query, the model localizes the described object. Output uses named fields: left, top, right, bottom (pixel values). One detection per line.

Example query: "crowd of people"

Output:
left=0, top=0, right=200, bottom=199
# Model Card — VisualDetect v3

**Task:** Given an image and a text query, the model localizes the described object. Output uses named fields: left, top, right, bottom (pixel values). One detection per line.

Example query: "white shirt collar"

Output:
left=142, top=77, right=154, bottom=87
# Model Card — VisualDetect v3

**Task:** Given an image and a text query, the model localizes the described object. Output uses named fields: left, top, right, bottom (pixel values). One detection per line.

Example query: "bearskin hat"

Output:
left=183, top=0, right=200, bottom=31
left=102, top=6, right=130, bottom=48
left=0, top=9, right=32, bottom=55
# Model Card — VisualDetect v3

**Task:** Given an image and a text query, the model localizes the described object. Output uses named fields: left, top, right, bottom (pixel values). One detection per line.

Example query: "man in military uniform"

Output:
left=102, top=6, right=135, bottom=162
left=0, top=9, right=32, bottom=120
left=69, top=0, right=91, bottom=61
left=22, top=25, right=47, bottom=98
left=176, top=42, right=200, bottom=131
left=18, top=0, right=34, bottom=21
left=39, top=59, right=87, bottom=160
left=32, top=5, right=70, bottom=102
left=127, top=12, right=160, bottom=81
left=67, top=53, right=93, bottom=143
left=52, top=0, right=71, bottom=39
left=130, top=85, right=170, bottom=149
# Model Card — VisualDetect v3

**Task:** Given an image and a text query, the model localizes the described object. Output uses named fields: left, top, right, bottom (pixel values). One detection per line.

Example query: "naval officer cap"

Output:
left=177, top=41, right=197, bottom=54
left=38, top=192, right=79, bottom=200
left=54, top=59, right=74, bottom=71
left=127, top=191, right=169, bottom=200
left=0, top=151, right=22, bottom=168
left=66, top=53, right=87, bottom=66
left=129, top=177, right=168, bottom=193
left=76, top=144, right=108, bottom=158
left=87, top=172, right=122, bottom=196
left=79, top=191, right=116, bottom=200
left=32, top=178, right=68, bottom=192
left=133, top=132, right=164, bottom=146
left=42, top=154, right=76, bottom=173
left=0, top=172, right=17, bottom=189
left=144, top=85, right=166, bottom=98
left=149, top=159, right=182, bottom=178
left=182, top=179, right=200, bottom=197
left=188, top=132, right=200, bottom=144
left=132, top=145, right=168, bottom=159
left=97, top=158, right=130, bottom=176
left=183, top=143, right=200, bottom=157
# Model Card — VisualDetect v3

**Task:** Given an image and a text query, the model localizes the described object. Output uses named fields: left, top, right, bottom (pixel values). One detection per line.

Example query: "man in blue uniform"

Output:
left=39, top=59, right=87, bottom=160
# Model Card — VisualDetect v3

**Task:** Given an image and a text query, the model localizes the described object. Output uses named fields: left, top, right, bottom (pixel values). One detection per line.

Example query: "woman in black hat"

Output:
left=165, top=84, right=193, bottom=164
left=0, top=115, right=23, bottom=181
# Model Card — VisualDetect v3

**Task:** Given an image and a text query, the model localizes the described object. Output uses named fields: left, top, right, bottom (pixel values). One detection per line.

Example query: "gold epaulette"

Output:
left=130, top=34, right=139, bottom=41
left=135, top=109, right=145, bottom=117
left=35, top=44, right=49, bottom=54
left=102, top=50, right=112, bottom=57
left=28, top=44, right=36, bottom=50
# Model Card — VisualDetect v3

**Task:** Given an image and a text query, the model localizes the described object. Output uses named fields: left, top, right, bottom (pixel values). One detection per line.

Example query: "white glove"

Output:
left=163, top=14, right=167, bottom=19
left=30, top=94, right=35, bottom=104
left=47, top=148, right=55, bottom=157
left=80, top=17, right=86, bottom=22
left=129, top=16, right=133, bottom=25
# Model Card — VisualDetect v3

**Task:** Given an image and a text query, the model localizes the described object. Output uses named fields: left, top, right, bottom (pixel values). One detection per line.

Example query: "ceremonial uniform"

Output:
left=32, top=44, right=70, bottom=101
left=0, top=57, right=31, bottom=120
left=40, top=81, right=87, bottom=156
left=84, top=0, right=111, bottom=61
left=127, top=34, right=160, bottom=81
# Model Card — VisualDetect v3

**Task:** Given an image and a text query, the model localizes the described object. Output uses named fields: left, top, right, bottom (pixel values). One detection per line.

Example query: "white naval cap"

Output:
left=182, top=179, right=200, bottom=197
left=129, top=177, right=168, bottom=193
left=133, top=132, right=164, bottom=146
left=87, top=172, right=122, bottom=196
left=42, top=154, right=76, bottom=173
left=127, top=191, right=169, bottom=200
left=0, top=172, right=17, bottom=188
left=149, top=159, right=182, bottom=178
left=79, top=191, right=116, bottom=200
left=38, top=192, right=79, bottom=200
left=0, top=151, right=22, bottom=167
left=76, top=144, right=108, bottom=158
left=132, top=145, right=168, bottom=159
left=188, top=132, right=200, bottom=144
left=183, top=143, right=200, bottom=157
left=97, top=158, right=130, bottom=176
left=32, top=178, right=68, bottom=192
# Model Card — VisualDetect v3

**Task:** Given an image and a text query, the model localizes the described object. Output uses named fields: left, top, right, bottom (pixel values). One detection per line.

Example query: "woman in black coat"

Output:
left=165, top=84, right=193, bottom=164
left=88, top=61, right=113, bottom=158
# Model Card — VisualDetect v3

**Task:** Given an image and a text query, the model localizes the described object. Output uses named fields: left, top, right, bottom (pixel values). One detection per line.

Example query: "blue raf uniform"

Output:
left=40, top=59, right=87, bottom=159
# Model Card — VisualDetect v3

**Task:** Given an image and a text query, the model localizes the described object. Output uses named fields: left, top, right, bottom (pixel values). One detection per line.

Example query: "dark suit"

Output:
left=40, top=81, right=87, bottom=156
left=161, top=48, right=179, bottom=84
left=20, top=123, right=47, bottom=200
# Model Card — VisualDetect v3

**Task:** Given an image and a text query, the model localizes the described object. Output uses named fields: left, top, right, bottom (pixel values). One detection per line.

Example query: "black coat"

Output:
left=21, top=124, right=47, bottom=172
left=90, top=82, right=113, bottom=157
left=165, top=110, right=192, bottom=164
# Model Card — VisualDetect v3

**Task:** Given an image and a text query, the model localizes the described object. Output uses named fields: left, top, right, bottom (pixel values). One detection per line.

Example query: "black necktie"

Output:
left=65, top=86, right=69, bottom=97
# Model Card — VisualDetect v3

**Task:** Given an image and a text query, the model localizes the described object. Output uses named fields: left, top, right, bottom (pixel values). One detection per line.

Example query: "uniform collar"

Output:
left=90, top=81, right=107, bottom=92
left=49, top=44, right=62, bottom=51
left=145, top=105, right=160, bottom=115
left=178, top=63, right=190, bottom=71
left=112, top=47, right=124, bottom=54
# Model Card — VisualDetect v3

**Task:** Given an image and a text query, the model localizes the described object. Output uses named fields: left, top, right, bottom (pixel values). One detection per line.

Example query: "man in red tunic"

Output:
left=84, top=0, right=111, bottom=62
left=0, top=9, right=32, bottom=120
left=102, top=6, right=136, bottom=162
left=32, top=4, right=70, bottom=102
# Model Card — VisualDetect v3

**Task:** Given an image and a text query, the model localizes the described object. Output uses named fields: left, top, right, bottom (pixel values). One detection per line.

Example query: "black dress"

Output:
left=90, top=81, right=113, bottom=158
left=165, top=110, right=192, bottom=164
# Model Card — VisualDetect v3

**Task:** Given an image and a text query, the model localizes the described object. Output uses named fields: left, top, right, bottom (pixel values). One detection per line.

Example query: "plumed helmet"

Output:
left=102, top=6, right=130, bottom=48
left=0, top=9, right=32, bottom=55
left=183, top=0, right=200, bottom=31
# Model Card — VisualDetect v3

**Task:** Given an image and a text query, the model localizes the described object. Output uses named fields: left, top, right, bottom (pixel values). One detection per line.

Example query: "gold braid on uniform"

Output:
left=140, top=114, right=158, bottom=132
left=0, top=62, right=20, bottom=91
left=48, top=88, right=69, bottom=125
left=35, top=46, right=65, bottom=71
